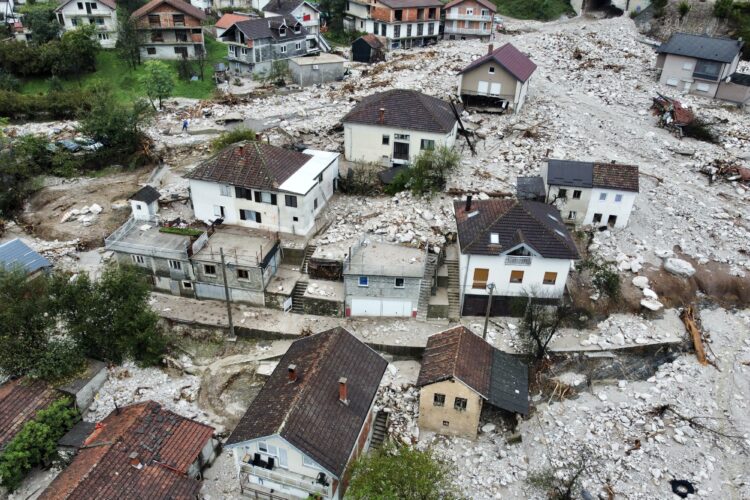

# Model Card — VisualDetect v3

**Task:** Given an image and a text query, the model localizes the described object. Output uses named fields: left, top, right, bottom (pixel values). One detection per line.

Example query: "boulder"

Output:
left=632, top=276, right=649, bottom=289
left=664, top=258, right=696, bottom=278
left=640, top=298, right=664, bottom=311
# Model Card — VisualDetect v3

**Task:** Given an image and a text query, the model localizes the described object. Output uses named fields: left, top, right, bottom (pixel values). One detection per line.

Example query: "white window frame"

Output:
left=488, top=66, right=495, bottom=74
left=237, top=268, right=250, bottom=280
left=220, top=184, right=231, bottom=196
left=567, top=211, right=576, bottom=220
left=182, top=280, right=192, bottom=288
left=295, top=41, right=301, bottom=50
left=204, top=264, right=217, bottom=276
left=682, top=62, right=693, bottom=71
left=213, top=205, right=223, bottom=217
left=489, top=232, right=499, bottom=244
left=132, top=255, right=145, bottom=265
left=280, top=45, right=287, bottom=53
left=168, top=260, right=182, bottom=270
left=302, top=455, right=318, bottom=468
left=261, top=191, right=272, bottom=203
left=358, top=276, right=369, bottom=287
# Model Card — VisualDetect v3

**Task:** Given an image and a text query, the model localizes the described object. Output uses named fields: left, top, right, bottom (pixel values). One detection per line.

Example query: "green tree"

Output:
left=714, top=0, right=734, bottom=18
left=347, top=443, right=458, bottom=499
left=52, top=264, right=166, bottom=365
left=140, top=60, right=175, bottom=110
left=386, top=145, right=460, bottom=196
left=79, top=95, right=153, bottom=153
left=20, top=2, right=60, bottom=45
left=517, top=293, right=573, bottom=360
left=116, top=10, right=143, bottom=70
left=56, top=24, right=100, bottom=79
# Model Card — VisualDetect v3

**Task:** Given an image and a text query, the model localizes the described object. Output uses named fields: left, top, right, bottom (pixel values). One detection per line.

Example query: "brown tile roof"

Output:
left=215, top=13, right=252, bottom=29
left=0, top=378, right=59, bottom=450
left=546, top=160, right=639, bottom=192
left=225, top=327, right=388, bottom=478
left=416, top=326, right=493, bottom=397
left=359, top=33, right=384, bottom=50
left=454, top=199, right=580, bottom=259
left=131, top=0, right=207, bottom=22
left=186, top=142, right=312, bottom=190
left=342, top=89, right=457, bottom=134
left=40, top=401, right=214, bottom=500
left=443, top=0, right=496, bottom=11
left=459, top=43, right=537, bottom=83
left=378, top=0, right=443, bottom=7
left=592, top=163, right=639, bottom=192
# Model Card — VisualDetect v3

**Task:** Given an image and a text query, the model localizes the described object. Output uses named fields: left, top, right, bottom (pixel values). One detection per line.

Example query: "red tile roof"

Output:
left=459, top=43, right=537, bottom=83
left=131, top=0, right=207, bottom=21
left=0, top=379, right=59, bottom=450
left=215, top=13, right=252, bottom=29
left=40, top=401, right=214, bottom=500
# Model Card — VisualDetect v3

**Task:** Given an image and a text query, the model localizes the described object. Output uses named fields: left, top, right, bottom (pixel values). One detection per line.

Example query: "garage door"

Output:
left=350, top=299, right=412, bottom=317
left=381, top=299, right=412, bottom=317
left=477, top=81, right=489, bottom=95
left=195, top=283, right=227, bottom=300
left=489, top=82, right=501, bottom=96
left=350, top=298, right=381, bottom=316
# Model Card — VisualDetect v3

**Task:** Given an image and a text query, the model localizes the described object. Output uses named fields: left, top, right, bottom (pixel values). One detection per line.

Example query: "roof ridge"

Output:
left=519, top=202, right=576, bottom=255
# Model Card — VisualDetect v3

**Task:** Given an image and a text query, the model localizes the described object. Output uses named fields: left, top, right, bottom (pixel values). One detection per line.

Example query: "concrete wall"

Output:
left=130, top=199, right=158, bottom=220
left=418, top=379, right=482, bottom=439
left=73, top=365, right=108, bottom=411
left=344, top=274, right=421, bottom=302
left=583, top=188, right=637, bottom=228
left=290, top=60, right=345, bottom=86
left=545, top=185, right=594, bottom=225
left=343, top=122, right=457, bottom=164
left=140, top=42, right=203, bottom=60
left=459, top=61, right=521, bottom=104
left=225, top=36, right=310, bottom=74
left=716, top=81, right=750, bottom=105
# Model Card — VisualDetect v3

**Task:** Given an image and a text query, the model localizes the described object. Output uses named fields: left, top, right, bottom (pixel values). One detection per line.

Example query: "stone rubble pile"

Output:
left=60, top=203, right=103, bottom=226
left=579, top=312, right=683, bottom=347
left=374, top=381, right=421, bottom=446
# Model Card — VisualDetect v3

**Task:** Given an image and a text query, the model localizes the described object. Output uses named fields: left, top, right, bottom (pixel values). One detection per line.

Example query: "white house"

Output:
left=454, top=197, right=580, bottom=317
left=55, top=0, right=118, bottom=48
left=262, top=0, right=320, bottom=36
left=541, top=159, right=639, bottom=229
left=224, top=327, right=388, bottom=500
left=342, top=89, right=458, bottom=167
left=187, top=142, right=339, bottom=236
left=128, top=185, right=161, bottom=221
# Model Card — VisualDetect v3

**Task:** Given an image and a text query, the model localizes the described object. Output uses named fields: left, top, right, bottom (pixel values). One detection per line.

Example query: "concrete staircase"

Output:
left=291, top=280, right=308, bottom=314
left=416, top=253, right=438, bottom=321
left=370, top=411, right=389, bottom=449
left=446, top=258, right=461, bottom=321
left=301, top=245, right=316, bottom=274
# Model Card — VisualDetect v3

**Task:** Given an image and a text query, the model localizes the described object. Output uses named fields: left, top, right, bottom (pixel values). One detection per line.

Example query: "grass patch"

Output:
left=19, top=35, right=226, bottom=103
left=159, top=227, right=204, bottom=237
left=494, top=0, right=575, bottom=20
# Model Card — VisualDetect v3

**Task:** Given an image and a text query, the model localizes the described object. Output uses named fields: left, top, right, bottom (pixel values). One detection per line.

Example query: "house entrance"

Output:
left=393, top=134, right=410, bottom=163
left=607, top=215, right=617, bottom=227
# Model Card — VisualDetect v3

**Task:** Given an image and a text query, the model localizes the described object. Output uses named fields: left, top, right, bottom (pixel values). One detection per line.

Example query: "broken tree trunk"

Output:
left=680, top=305, right=707, bottom=366
left=449, top=99, right=476, bottom=156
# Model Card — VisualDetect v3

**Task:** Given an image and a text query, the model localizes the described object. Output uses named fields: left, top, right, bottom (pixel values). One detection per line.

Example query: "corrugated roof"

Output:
left=656, top=32, right=743, bottom=63
left=342, top=89, right=457, bottom=134
left=454, top=199, right=580, bottom=260
left=459, top=43, right=537, bottom=83
left=0, top=238, right=51, bottom=275
left=225, top=327, right=387, bottom=479
left=547, top=159, right=639, bottom=192
left=131, top=0, right=207, bottom=21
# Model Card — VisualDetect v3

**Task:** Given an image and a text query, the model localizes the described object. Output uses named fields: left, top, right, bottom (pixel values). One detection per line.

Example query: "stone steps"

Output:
left=416, top=254, right=438, bottom=321
left=370, top=410, right=389, bottom=449
left=446, top=259, right=460, bottom=321
left=291, top=280, right=308, bottom=314
left=301, top=245, right=316, bottom=274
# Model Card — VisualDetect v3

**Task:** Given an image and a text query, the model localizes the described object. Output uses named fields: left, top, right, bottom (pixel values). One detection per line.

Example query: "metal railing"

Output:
left=240, top=464, right=329, bottom=497
left=505, top=256, right=532, bottom=266
left=443, top=26, right=492, bottom=35
left=445, top=13, right=492, bottom=21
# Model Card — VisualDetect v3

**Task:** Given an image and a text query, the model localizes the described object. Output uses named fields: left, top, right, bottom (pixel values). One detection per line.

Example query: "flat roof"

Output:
left=194, top=226, right=276, bottom=267
left=290, top=53, right=347, bottom=66
left=345, top=241, right=425, bottom=277
left=110, top=222, right=191, bottom=256
left=278, top=149, right=339, bottom=195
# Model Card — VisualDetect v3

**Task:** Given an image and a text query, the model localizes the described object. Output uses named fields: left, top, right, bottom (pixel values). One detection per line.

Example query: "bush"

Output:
left=211, top=127, right=257, bottom=150
left=0, top=71, right=20, bottom=92
left=581, top=257, right=621, bottom=300
left=714, top=0, right=734, bottom=18
left=682, top=118, right=717, bottom=143
left=384, top=145, right=460, bottom=196
left=0, top=89, right=90, bottom=120
left=338, top=162, right=382, bottom=195
left=678, top=0, right=691, bottom=19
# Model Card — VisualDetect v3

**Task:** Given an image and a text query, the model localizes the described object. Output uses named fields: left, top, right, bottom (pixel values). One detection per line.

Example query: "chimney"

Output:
left=288, top=364, right=297, bottom=382
left=465, top=195, right=472, bottom=212
left=487, top=43, right=493, bottom=55
left=378, top=107, right=385, bottom=124
left=129, top=452, right=143, bottom=469
left=238, top=145, right=244, bottom=154
left=338, top=377, right=349, bottom=404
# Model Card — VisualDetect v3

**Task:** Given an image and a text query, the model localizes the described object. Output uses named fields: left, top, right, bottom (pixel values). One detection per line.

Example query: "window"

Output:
left=567, top=211, right=577, bottom=220
left=72, top=18, right=79, bottom=26
left=148, top=14, right=160, bottom=26
left=394, top=25, right=400, bottom=38
left=433, top=393, right=445, bottom=407
left=382, top=135, right=390, bottom=145
left=557, top=188, right=568, bottom=199
left=358, top=276, right=369, bottom=287
left=213, top=205, right=224, bottom=217
left=428, top=22, right=434, bottom=35
left=615, top=194, right=623, bottom=203
left=97, top=33, right=109, bottom=40
left=472, top=268, right=489, bottom=289
left=489, top=233, right=499, bottom=244
left=135, top=203, right=142, bottom=211
left=239, top=209, right=262, bottom=223
left=314, top=198, right=318, bottom=210
left=146, top=47, right=156, bottom=55
left=174, top=47, right=188, bottom=57
left=666, top=77, right=679, bottom=86
left=593, top=213, right=602, bottom=223
left=316, top=173, right=323, bottom=184
left=168, top=260, right=182, bottom=270
left=285, top=195, right=297, bottom=207
left=182, top=281, right=192, bottom=288
left=694, top=59, right=721, bottom=80
left=682, top=62, right=693, bottom=71
left=420, top=139, right=435, bottom=150
left=695, top=82, right=710, bottom=92
left=204, top=264, right=217, bottom=275
left=280, top=45, right=287, bottom=53
left=599, top=193, right=607, bottom=201
left=442, top=420, right=450, bottom=427
left=293, top=216, right=298, bottom=222
left=77, top=2, right=83, bottom=8
left=572, top=190, right=582, bottom=199
left=510, top=270, right=524, bottom=283
left=89, top=3, right=97, bottom=9
left=394, top=277, right=405, bottom=288
left=254, top=191, right=277, bottom=205
left=220, top=184, right=231, bottom=196
left=278, top=448, right=288, bottom=468
left=235, top=187, right=252, bottom=200
left=237, top=269, right=250, bottom=280
left=295, top=42, right=301, bottom=50
left=302, top=455, right=318, bottom=468
left=543, top=272, right=558, bottom=285
left=259, top=442, right=268, bottom=452
left=454, top=397, right=467, bottom=411
left=407, top=24, right=412, bottom=37
left=172, top=13, right=184, bottom=25
left=294, top=24, right=301, bottom=34
left=395, top=8, right=402, bottom=20
left=381, top=23, right=386, bottom=36
left=394, top=133, right=409, bottom=140
left=417, top=23, right=423, bottom=36
left=95, top=17, right=104, bottom=25
left=132, top=255, right=145, bottom=265
left=488, top=66, right=495, bottom=74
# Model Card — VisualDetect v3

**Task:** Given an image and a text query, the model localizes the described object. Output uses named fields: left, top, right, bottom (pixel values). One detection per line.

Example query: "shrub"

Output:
left=581, top=257, right=621, bottom=300
left=159, top=226, right=204, bottom=236
left=384, top=145, right=460, bottom=196
left=0, top=89, right=90, bottom=120
left=678, top=0, right=691, bottom=19
left=0, top=71, right=20, bottom=92
left=682, top=118, right=717, bottom=143
left=211, top=127, right=256, bottom=150
left=714, top=0, right=734, bottom=18
left=338, top=162, right=382, bottom=195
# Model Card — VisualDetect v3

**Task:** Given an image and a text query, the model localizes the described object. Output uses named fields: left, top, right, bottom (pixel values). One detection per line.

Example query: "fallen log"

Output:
left=680, top=305, right=707, bottom=366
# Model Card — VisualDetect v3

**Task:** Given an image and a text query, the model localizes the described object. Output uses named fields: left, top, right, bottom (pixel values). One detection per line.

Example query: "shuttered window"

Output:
left=472, top=268, right=489, bottom=289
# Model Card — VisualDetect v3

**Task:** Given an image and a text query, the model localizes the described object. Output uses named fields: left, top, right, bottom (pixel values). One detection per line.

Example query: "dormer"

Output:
left=293, top=22, right=301, bottom=34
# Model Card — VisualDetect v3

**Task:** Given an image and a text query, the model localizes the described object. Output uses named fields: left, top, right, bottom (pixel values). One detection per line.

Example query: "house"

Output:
left=458, top=42, right=537, bottom=113
left=55, top=0, right=118, bottom=48
left=131, top=0, right=207, bottom=60
left=128, top=184, right=160, bottom=221
left=288, top=52, right=346, bottom=86
left=0, top=238, right=52, bottom=278
left=516, top=175, right=546, bottom=202
left=186, top=142, right=339, bottom=236
left=344, top=0, right=442, bottom=50
left=416, top=326, right=528, bottom=439
left=40, top=401, right=218, bottom=499
left=351, top=33, right=385, bottom=63
left=343, top=236, right=433, bottom=318
left=225, top=327, right=388, bottom=500
left=442, top=0, right=496, bottom=41
left=220, top=16, right=317, bottom=74
left=541, top=159, right=639, bottom=229
left=656, top=32, right=747, bottom=101
left=262, top=0, right=321, bottom=36
left=716, top=71, right=750, bottom=108
left=215, top=12, right=252, bottom=37
left=342, top=89, right=458, bottom=166
left=0, top=378, right=59, bottom=451
left=454, top=197, right=580, bottom=316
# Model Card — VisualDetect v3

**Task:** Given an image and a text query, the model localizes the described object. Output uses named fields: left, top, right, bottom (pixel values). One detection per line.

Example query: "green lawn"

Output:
left=20, top=35, right=227, bottom=103
left=494, top=0, right=575, bottom=21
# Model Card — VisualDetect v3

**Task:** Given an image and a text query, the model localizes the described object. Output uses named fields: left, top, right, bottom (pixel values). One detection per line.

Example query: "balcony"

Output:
left=505, top=256, right=532, bottom=266
left=240, top=463, right=330, bottom=498
left=444, top=26, right=491, bottom=35
left=445, top=13, right=492, bottom=21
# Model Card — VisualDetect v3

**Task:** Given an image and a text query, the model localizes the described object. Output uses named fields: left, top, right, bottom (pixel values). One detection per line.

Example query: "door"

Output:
left=477, top=81, right=489, bottom=95
left=350, top=298, right=381, bottom=316
left=381, top=299, right=411, bottom=317
left=607, top=215, right=617, bottom=227
left=489, top=82, right=501, bottom=96
left=195, top=283, right=228, bottom=300
left=393, top=141, right=409, bottom=162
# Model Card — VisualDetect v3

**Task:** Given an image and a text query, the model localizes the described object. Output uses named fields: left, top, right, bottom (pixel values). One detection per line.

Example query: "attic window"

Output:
left=488, top=66, right=495, bottom=74
left=279, top=26, right=286, bottom=36
left=554, top=229, right=566, bottom=238
left=467, top=210, right=479, bottom=218
left=489, top=233, right=499, bottom=244
left=294, top=24, right=301, bottom=33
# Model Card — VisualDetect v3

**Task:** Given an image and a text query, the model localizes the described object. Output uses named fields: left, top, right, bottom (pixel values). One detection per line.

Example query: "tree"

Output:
left=140, top=60, right=175, bottom=110
left=116, top=12, right=143, bottom=70
left=263, top=59, right=291, bottom=86
left=194, top=47, right=208, bottom=81
left=385, top=145, right=460, bottom=195
left=79, top=94, right=153, bottom=153
left=317, top=0, right=346, bottom=31
left=347, top=443, right=458, bottom=499
left=20, top=2, right=60, bottom=45
left=714, top=0, right=734, bottom=18
left=517, top=293, right=572, bottom=360
left=55, top=24, right=100, bottom=79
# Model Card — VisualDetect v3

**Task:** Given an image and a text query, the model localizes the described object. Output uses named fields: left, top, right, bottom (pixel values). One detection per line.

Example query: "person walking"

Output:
left=182, top=118, right=189, bottom=133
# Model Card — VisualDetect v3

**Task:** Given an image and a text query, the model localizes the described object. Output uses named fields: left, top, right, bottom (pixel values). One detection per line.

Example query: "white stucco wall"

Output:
left=545, top=185, right=593, bottom=225
left=514, top=78, right=529, bottom=113
left=57, top=0, right=118, bottom=48
left=343, top=122, right=457, bottom=164
left=582, top=188, right=636, bottom=228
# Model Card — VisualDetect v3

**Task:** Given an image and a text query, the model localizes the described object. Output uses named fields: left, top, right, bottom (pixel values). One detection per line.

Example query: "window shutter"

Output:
left=235, top=187, right=242, bottom=198
left=271, top=193, right=277, bottom=205
left=239, top=210, right=246, bottom=221
left=255, top=212, right=262, bottom=223
left=254, top=191, right=261, bottom=203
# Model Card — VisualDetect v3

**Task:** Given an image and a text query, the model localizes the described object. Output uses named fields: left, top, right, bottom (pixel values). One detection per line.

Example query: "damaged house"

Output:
left=262, top=0, right=329, bottom=51
left=541, top=159, right=640, bottom=229
left=416, top=326, right=528, bottom=440
left=131, top=0, right=207, bottom=60
left=224, top=327, right=388, bottom=500
left=342, top=89, right=458, bottom=166
left=442, top=0, right=496, bottom=41
left=458, top=42, right=537, bottom=113
left=343, top=0, right=442, bottom=50
left=454, top=197, right=580, bottom=316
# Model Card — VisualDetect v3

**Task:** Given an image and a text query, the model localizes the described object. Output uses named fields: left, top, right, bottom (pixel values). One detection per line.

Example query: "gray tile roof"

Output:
left=488, top=349, right=528, bottom=415
left=129, top=185, right=160, bottom=204
left=459, top=43, right=537, bottom=83
left=656, top=32, right=743, bottom=63
left=223, top=16, right=307, bottom=41
left=516, top=176, right=546, bottom=200
left=342, top=89, right=457, bottom=134
left=547, top=159, right=639, bottom=192
left=262, top=0, right=317, bottom=13
left=0, top=238, right=51, bottom=275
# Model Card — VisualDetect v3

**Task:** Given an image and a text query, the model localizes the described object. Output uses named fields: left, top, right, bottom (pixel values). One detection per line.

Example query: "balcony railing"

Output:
left=444, top=26, right=491, bottom=35
left=445, top=13, right=492, bottom=21
left=505, top=256, right=532, bottom=266
left=240, top=464, right=330, bottom=497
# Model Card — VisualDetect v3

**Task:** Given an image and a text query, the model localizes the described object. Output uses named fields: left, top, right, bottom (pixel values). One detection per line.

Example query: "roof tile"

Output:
left=459, top=43, right=537, bottom=82
left=342, top=89, right=457, bottom=134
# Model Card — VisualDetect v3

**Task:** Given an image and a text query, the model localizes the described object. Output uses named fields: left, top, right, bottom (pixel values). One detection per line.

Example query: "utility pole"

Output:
left=482, top=283, right=495, bottom=340
left=219, top=247, right=236, bottom=340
